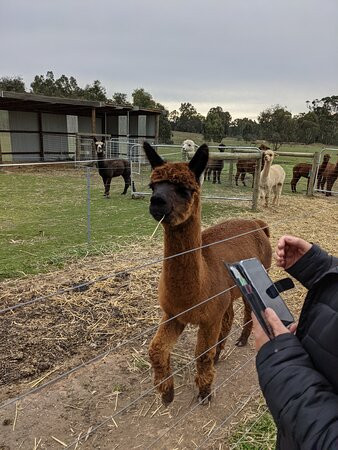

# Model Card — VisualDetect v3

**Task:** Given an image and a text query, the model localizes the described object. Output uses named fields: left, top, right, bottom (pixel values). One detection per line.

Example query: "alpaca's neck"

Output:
left=261, top=159, right=272, bottom=180
left=162, top=203, right=205, bottom=297
left=97, top=153, right=106, bottom=168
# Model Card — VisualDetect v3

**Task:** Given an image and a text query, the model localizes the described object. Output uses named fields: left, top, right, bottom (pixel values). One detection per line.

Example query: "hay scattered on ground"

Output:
left=0, top=194, right=336, bottom=395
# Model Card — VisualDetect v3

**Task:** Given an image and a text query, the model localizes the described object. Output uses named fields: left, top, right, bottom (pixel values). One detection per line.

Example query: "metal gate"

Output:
left=129, top=143, right=262, bottom=210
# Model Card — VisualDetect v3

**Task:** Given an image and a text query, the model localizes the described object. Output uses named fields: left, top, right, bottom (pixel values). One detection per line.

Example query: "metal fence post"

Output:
left=252, top=155, right=262, bottom=211
left=86, top=166, right=91, bottom=244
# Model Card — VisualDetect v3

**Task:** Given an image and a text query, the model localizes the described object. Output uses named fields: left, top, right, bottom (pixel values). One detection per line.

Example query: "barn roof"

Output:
left=0, top=91, right=162, bottom=116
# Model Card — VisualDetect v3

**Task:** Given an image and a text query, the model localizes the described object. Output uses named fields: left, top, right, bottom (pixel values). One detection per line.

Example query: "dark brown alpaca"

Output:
left=94, top=138, right=131, bottom=196
left=321, top=160, right=338, bottom=196
left=206, top=143, right=226, bottom=183
left=143, top=142, right=272, bottom=405
left=317, top=153, right=331, bottom=191
left=235, top=144, right=268, bottom=187
left=291, top=163, right=311, bottom=193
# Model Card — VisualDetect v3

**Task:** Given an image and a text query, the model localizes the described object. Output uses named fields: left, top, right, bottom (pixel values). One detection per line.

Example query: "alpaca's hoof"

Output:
left=235, top=336, right=248, bottom=347
left=198, top=388, right=212, bottom=405
left=161, top=387, right=174, bottom=406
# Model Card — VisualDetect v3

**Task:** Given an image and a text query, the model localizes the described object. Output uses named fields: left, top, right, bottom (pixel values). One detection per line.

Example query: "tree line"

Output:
left=1, top=73, right=337, bottom=149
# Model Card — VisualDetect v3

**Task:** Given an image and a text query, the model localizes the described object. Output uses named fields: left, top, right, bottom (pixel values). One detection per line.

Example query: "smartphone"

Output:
left=225, top=258, right=294, bottom=339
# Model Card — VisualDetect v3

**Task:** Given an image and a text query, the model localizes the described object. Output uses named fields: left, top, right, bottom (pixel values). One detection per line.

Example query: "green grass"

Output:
left=1, top=134, right=334, bottom=280
left=229, top=409, right=276, bottom=449
left=0, top=167, right=250, bottom=280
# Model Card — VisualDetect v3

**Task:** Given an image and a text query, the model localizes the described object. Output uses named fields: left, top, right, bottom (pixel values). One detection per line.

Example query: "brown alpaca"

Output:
left=317, top=153, right=331, bottom=190
left=321, top=161, right=338, bottom=196
left=143, top=142, right=272, bottom=405
left=235, top=144, right=268, bottom=188
left=290, top=163, right=312, bottom=193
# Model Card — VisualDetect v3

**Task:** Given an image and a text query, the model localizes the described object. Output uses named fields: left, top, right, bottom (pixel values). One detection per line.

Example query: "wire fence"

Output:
left=1, top=144, right=336, bottom=281
left=1, top=146, right=337, bottom=448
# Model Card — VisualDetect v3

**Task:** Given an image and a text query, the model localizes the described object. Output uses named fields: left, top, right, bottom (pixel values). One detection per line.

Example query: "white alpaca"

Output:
left=182, top=139, right=197, bottom=160
left=259, top=150, right=285, bottom=207
left=181, top=139, right=207, bottom=184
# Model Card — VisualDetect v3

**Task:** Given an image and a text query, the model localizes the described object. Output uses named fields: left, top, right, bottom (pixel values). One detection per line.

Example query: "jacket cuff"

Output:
left=256, top=333, right=298, bottom=367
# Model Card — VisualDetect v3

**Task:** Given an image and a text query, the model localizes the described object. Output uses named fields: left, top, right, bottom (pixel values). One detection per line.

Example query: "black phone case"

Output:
left=225, top=258, right=294, bottom=339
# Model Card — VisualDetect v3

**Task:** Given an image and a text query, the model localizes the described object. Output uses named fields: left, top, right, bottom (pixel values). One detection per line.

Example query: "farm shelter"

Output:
left=0, top=91, right=161, bottom=162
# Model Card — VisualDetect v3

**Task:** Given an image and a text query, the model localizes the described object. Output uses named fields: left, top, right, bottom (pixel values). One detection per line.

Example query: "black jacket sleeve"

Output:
left=287, top=244, right=338, bottom=290
left=256, top=333, right=338, bottom=449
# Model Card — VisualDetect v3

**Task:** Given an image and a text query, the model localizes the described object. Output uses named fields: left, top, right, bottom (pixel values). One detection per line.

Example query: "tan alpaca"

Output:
left=259, top=150, right=286, bottom=207
left=143, top=142, right=272, bottom=405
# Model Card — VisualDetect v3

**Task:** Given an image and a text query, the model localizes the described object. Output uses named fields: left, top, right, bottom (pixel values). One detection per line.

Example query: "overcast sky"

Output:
left=1, top=0, right=337, bottom=119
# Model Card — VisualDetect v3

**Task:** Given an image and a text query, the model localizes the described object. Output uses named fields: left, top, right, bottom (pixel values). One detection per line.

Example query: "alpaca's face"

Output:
left=149, top=181, right=196, bottom=226
left=182, top=140, right=195, bottom=152
left=263, top=150, right=275, bottom=163
left=95, top=140, right=105, bottom=154
left=323, top=154, right=331, bottom=163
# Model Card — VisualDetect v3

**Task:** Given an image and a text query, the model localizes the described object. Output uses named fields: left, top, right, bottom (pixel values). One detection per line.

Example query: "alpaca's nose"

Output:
left=150, top=194, right=167, bottom=207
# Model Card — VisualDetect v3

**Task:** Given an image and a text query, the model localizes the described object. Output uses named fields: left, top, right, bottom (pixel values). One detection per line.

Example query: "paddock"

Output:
left=0, top=158, right=337, bottom=449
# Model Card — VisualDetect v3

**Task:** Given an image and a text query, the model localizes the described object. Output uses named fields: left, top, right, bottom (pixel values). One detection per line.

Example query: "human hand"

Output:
left=275, top=235, right=312, bottom=270
left=252, top=308, right=296, bottom=352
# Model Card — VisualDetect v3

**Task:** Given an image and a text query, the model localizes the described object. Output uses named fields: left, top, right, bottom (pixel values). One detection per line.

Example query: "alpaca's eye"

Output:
left=176, top=185, right=192, bottom=198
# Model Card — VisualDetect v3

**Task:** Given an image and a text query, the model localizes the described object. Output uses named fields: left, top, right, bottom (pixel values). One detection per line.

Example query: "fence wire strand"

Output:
left=64, top=332, right=256, bottom=449
left=0, top=223, right=271, bottom=314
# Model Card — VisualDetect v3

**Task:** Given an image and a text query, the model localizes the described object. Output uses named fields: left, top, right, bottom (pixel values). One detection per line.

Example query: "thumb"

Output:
left=265, top=308, right=290, bottom=335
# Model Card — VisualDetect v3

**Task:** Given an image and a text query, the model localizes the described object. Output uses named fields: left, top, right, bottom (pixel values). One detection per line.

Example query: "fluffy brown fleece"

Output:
left=144, top=143, right=273, bottom=405
left=150, top=162, right=200, bottom=191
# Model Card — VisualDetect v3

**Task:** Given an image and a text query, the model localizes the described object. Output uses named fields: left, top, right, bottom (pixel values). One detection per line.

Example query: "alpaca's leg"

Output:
left=241, top=172, right=246, bottom=187
left=149, top=314, right=185, bottom=405
left=212, top=169, right=216, bottom=184
left=274, top=183, right=283, bottom=206
left=195, top=320, right=222, bottom=402
left=102, top=177, right=109, bottom=197
left=214, top=303, right=234, bottom=363
left=121, top=173, right=130, bottom=195
left=320, top=177, right=326, bottom=192
left=235, top=171, right=240, bottom=186
left=104, top=177, right=111, bottom=198
left=291, top=175, right=298, bottom=193
left=263, top=188, right=270, bottom=207
left=236, top=298, right=252, bottom=346
left=217, top=170, right=221, bottom=184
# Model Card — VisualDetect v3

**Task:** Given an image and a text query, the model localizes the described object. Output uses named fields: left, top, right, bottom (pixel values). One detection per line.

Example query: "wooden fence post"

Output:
left=307, top=152, right=320, bottom=196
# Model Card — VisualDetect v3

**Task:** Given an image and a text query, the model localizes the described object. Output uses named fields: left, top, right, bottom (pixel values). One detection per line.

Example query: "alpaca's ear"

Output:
left=93, top=137, right=97, bottom=143
left=188, top=144, right=209, bottom=182
left=143, top=142, right=165, bottom=169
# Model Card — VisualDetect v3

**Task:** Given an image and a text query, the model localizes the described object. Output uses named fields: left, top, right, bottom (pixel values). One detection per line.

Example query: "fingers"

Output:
left=264, top=308, right=290, bottom=336
left=288, top=322, right=298, bottom=334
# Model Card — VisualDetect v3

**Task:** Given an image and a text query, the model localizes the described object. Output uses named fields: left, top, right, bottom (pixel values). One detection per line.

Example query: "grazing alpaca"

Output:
left=143, top=142, right=272, bottom=404
left=206, top=142, right=226, bottom=183
left=259, top=150, right=286, bottom=207
left=235, top=144, right=268, bottom=188
left=94, top=138, right=132, bottom=196
left=290, top=163, right=311, bottom=193
left=321, top=161, right=338, bottom=196
left=317, top=153, right=331, bottom=191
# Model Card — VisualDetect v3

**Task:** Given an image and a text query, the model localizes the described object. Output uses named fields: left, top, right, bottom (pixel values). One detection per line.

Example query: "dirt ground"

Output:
left=0, top=194, right=337, bottom=449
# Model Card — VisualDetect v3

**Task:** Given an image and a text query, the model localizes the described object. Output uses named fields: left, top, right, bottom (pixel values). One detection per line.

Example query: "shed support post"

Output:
left=38, top=112, right=44, bottom=161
